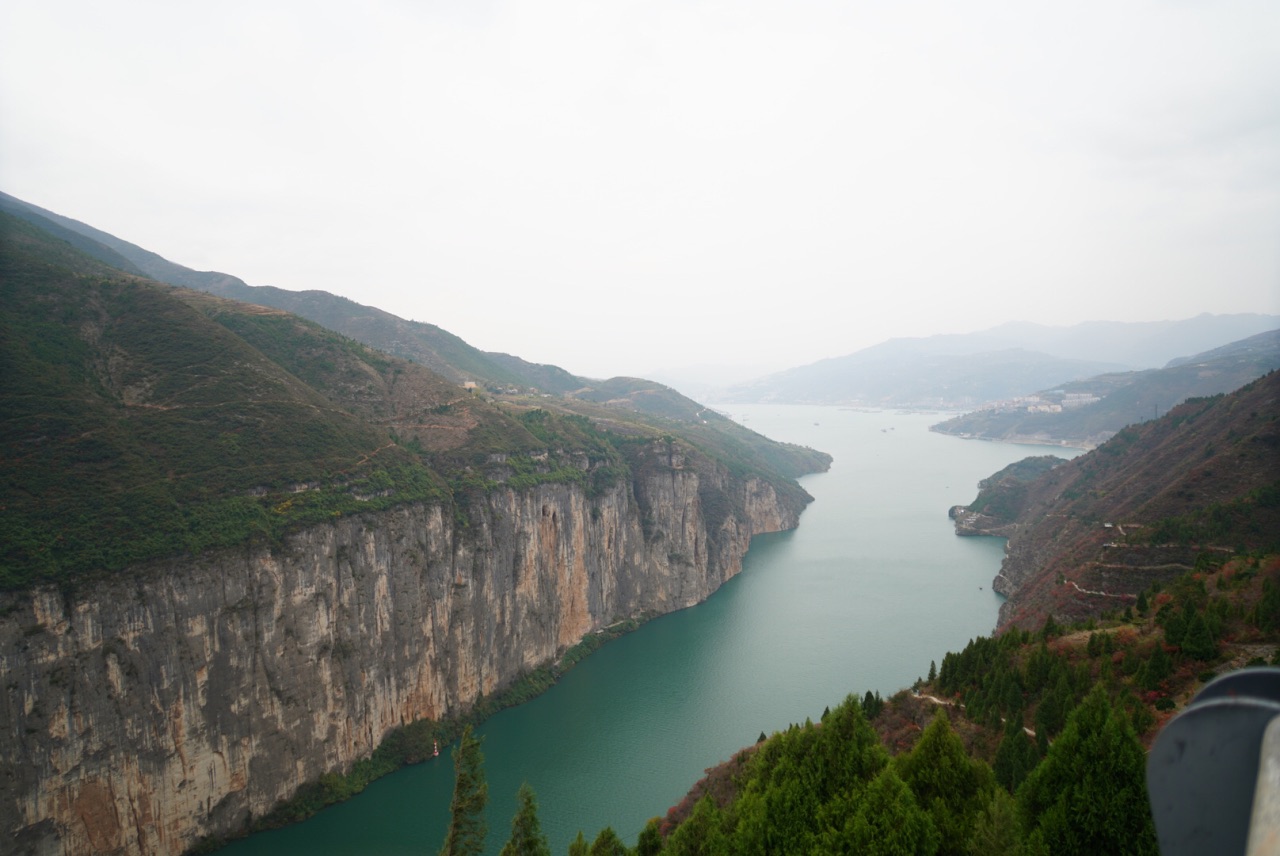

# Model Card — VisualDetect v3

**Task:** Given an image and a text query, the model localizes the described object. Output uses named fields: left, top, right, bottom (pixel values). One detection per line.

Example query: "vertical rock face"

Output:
left=0, top=447, right=806, bottom=856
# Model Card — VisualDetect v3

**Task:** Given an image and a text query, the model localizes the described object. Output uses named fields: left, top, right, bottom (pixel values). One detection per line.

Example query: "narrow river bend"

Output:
left=219, top=405, right=1079, bottom=855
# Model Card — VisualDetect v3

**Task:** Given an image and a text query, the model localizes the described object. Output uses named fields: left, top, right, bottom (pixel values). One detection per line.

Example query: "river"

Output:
left=218, top=405, right=1079, bottom=855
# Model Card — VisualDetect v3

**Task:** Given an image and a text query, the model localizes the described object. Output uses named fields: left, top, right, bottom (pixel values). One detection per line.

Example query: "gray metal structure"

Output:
left=1147, top=668, right=1280, bottom=855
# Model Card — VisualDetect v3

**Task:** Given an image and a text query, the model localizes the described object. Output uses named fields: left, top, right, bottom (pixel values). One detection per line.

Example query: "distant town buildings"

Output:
left=969, top=390, right=1103, bottom=415
left=1061, top=392, right=1101, bottom=408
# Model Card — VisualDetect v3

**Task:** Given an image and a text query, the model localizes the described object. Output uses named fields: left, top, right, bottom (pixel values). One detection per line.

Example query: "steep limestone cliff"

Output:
left=0, top=442, right=806, bottom=856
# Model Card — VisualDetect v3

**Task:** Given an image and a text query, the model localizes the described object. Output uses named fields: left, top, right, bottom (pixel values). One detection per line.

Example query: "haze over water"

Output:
left=218, top=405, right=1080, bottom=855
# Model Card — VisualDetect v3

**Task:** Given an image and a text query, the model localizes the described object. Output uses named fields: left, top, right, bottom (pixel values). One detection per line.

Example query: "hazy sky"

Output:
left=2, top=1, right=1277, bottom=381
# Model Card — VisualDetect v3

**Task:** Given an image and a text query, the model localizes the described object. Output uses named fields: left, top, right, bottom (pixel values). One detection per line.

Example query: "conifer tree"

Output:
left=993, top=718, right=1039, bottom=793
left=1086, top=632, right=1101, bottom=658
left=862, top=689, right=884, bottom=719
left=440, top=725, right=488, bottom=856
left=665, top=795, right=731, bottom=856
left=636, top=819, right=664, bottom=856
left=837, top=766, right=939, bottom=855
left=895, top=711, right=996, bottom=855
left=1161, top=606, right=1187, bottom=647
left=1034, top=672, right=1073, bottom=753
left=967, top=788, right=1024, bottom=856
left=1181, top=611, right=1217, bottom=660
left=814, top=695, right=889, bottom=801
left=567, top=831, right=589, bottom=856
left=499, top=783, right=550, bottom=856
left=1137, top=643, right=1171, bottom=692
left=1017, top=684, right=1157, bottom=855
left=588, top=827, right=630, bottom=856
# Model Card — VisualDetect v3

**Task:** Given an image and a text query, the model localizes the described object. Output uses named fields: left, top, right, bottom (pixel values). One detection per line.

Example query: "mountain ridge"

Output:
left=716, top=315, right=1279, bottom=408
left=931, top=329, right=1280, bottom=448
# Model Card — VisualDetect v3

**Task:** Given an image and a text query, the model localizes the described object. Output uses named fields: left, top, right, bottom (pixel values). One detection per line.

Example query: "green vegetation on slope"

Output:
left=962, top=456, right=1066, bottom=523
left=0, top=213, right=452, bottom=589
left=641, top=680, right=1157, bottom=856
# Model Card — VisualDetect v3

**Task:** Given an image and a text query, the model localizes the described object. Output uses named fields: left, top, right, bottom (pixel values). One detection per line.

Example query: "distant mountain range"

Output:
left=932, top=331, right=1280, bottom=448
left=715, top=315, right=1279, bottom=408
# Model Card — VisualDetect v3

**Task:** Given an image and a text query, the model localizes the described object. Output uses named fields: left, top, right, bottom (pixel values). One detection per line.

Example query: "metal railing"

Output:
left=1148, top=668, right=1280, bottom=855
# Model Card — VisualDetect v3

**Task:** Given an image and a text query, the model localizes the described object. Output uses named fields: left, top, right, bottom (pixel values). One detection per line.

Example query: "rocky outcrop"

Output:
left=0, top=442, right=807, bottom=856
left=948, top=505, right=1018, bottom=539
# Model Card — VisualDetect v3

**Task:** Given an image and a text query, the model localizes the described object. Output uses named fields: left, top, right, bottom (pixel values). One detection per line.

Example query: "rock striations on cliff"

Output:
left=0, top=206, right=829, bottom=855
left=2, top=444, right=804, bottom=856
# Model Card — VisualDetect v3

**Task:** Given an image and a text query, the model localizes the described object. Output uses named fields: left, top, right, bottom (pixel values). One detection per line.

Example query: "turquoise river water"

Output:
left=217, top=405, right=1079, bottom=855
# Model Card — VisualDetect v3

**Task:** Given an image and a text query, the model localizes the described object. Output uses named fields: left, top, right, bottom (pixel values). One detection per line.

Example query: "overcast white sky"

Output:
left=2, top=1, right=1278, bottom=381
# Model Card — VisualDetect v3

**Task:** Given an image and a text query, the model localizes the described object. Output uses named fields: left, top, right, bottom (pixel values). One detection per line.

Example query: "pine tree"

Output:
left=440, top=725, right=488, bottom=856
left=588, top=827, right=630, bottom=856
left=567, top=832, right=589, bottom=856
left=895, top=711, right=996, bottom=855
left=665, top=795, right=731, bottom=856
left=1181, top=611, right=1217, bottom=660
left=636, top=818, right=664, bottom=856
left=1161, top=606, right=1187, bottom=647
left=1137, top=643, right=1171, bottom=692
left=1017, top=684, right=1157, bottom=855
left=929, top=660, right=938, bottom=682
left=499, top=783, right=550, bottom=856
left=966, top=788, right=1024, bottom=856
left=993, top=718, right=1039, bottom=793
left=836, top=766, right=939, bottom=855
left=1034, top=672, right=1073, bottom=754
left=814, top=695, right=890, bottom=802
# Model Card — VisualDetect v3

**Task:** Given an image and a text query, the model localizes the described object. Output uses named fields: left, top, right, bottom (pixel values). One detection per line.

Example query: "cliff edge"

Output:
left=1, top=447, right=805, bottom=856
